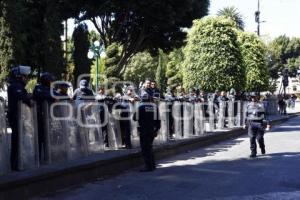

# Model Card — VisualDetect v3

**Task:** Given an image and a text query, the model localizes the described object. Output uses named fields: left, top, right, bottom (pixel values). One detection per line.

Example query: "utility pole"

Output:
left=255, top=0, right=261, bottom=36
left=64, top=19, right=68, bottom=59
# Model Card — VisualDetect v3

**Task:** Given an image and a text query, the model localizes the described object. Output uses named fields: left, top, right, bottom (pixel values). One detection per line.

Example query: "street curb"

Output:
left=0, top=113, right=298, bottom=200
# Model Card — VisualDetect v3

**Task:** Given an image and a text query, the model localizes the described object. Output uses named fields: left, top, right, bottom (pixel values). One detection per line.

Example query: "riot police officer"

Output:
left=133, top=93, right=161, bottom=172
left=244, top=92, right=267, bottom=158
left=7, top=66, right=32, bottom=170
left=72, top=79, right=94, bottom=101
left=33, top=72, right=56, bottom=163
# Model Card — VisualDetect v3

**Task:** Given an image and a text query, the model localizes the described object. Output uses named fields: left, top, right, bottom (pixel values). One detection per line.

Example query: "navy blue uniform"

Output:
left=134, top=102, right=161, bottom=171
left=245, top=101, right=266, bottom=157
left=33, top=84, right=55, bottom=162
left=118, top=96, right=133, bottom=149
left=72, top=88, right=94, bottom=101
left=7, top=79, right=32, bottom=170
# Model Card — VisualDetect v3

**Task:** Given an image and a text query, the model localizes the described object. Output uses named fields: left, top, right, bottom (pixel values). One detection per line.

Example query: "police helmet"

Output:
left=80, top=79, right=89, bottom=88
left=249, top=92, right=259, bottom=97
left=57, top=82, right=71, bottom=88
left=11, top=66, right=31, bottom=77
left=40, top=72, right=55, bottom=86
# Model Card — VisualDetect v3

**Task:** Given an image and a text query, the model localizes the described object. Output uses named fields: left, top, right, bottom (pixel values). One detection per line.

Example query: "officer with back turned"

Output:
left=244, top=92, right=268, bottom=158
left=7, top=66, right=32, bottom=170
left=133, top=93, right=161, bottom=172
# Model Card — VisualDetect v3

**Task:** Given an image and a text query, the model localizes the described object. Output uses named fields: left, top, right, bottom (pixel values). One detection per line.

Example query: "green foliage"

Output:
left=25, top=78, right=37, bottom=93
left=155, top=49, right=168, bottom=93
left=90, top=57, right=106, bottom=90
left=72, top=23, right=91, bottom=83
left=80, top=0, right=210, bottom=74
left=166, top=48, right=184, bottom=90
left=183, top=16, right=245, bottom=92
left=286, top=57, right=300, bottom=76
left=217, top=6, right=244, bottom=30
left=124, top=52, right=157, bottom=87
left=0, top=0, right=26, bottom=83
left=105, top=42, right=122, bottom=79
left=268, top=36, right=300, bottom=78
left=237, top=32, right=269, bottom=91
left=0, top=0, right=66, bottom=83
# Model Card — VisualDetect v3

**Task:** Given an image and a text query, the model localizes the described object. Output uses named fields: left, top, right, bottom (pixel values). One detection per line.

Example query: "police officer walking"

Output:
left=7, top=66, right=32, bottom=170
left=134, top=93, right=161, bottom=172
left=245, top=92, right=268, bottom=158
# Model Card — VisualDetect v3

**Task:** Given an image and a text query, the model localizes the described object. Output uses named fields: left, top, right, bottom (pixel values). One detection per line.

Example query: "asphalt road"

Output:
left=35, top=116, right=300, bottom=200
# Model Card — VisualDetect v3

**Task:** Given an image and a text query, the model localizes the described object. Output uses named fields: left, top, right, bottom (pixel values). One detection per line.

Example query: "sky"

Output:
left=209, top=0, right=300, bottom=39
left=65, top=0, right=300, bottom=40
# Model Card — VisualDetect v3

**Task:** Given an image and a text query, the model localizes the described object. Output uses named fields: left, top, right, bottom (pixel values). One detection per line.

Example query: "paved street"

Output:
left=35, top=116, right=300, bottom=200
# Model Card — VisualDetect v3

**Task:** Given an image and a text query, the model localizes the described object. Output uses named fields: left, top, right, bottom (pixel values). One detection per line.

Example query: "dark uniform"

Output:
left=33, top=73, right=56, bottom=162
left=118, top=94, right=134, bottom=149
left=7, top=66, right=32, bottom=170
left=96, top=93, right=109, bottom=147
left=134, top=95, right=161, bottom=172
left=72, top=79, right=94, bottom=101
left=165, top=90, right=175, bottom=138
left=245, top=93, right=267, bottom=158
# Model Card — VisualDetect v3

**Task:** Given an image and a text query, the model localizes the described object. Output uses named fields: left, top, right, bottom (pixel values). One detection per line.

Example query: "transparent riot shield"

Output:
left=106, top=105, right=123, bottom=150
left=79, top=102, right=104, bottom=155
left=227, top=101, right=235, bottom=128
left=173, top=101, right=183, bottom=139
left=217, top=101, right=226, bottom=130
left=235, top=101, right=242, bottom=127
left=0, top=100, right=9, bottom=175
left=45, top=101, right=71, bottom=163
left=207, top=100, right=215, bottom=131
left=194, top=102, right=205, bottom=136
left=154, top=102, right=169, bottom=145
left=130, top=102, right=140, bottom=148
left=183, top=102, right=194, bottom=138
left=242, top=101, right=249, bottom=126
left=18, top=102, right=39, bottom=170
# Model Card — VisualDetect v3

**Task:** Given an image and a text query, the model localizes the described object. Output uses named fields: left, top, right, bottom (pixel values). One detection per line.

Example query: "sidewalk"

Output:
left=0, top=111, right=298, bottom=200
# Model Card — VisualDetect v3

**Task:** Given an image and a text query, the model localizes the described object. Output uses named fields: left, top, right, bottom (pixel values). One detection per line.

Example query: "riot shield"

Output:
left=0, top=100, right=9, bottom=175
left=217, top=101, right=226, bottom=130
left=18, top=102, right=39, bottom=170
left=207, top=100, right=215, bottom=131
left=173, top=101, right=183, bottom=139
left=227, top=100, right=235, bottom=128
left=78, top=102, right=104, bottom=155
left=242, top=101, right=249, bottom=126
left=154, top=102, right=169, bottom=145
left=130, top=102, right=140, bottom=148
left=107, top=110, right=123, bottom=150
left=183, top=102, right=194, bottom=138
left=194, top=102, right=205, bottom=136
left=45, top=101, right=71, bottom=163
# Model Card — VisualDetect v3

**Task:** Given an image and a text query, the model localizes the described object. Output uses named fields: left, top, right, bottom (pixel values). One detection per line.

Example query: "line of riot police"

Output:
left=5, top=66, right=274, bottom=171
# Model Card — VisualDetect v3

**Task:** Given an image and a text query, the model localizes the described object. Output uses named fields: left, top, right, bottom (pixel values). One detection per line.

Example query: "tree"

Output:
left=155, top=49, right=168, bottom=93
left=0, top=0, right=67, bottom=80
left=72, top=23, right=91, bottom=84
left=105, top=42, right=122, bottom=79
left=123, top=52, right=157, bottom=87
left=79, top=0, right=210, bottom=75
left=183, top=16, right=245, bottom=92
left=166, top=48, right=184, bottom=90
left=217, top=6, right=244, bottom=30
left=238, top=32, right=269, bottom=91
left=0, top=0, right=27, bottom=83
left=268, top=36, right=300, bottom=78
